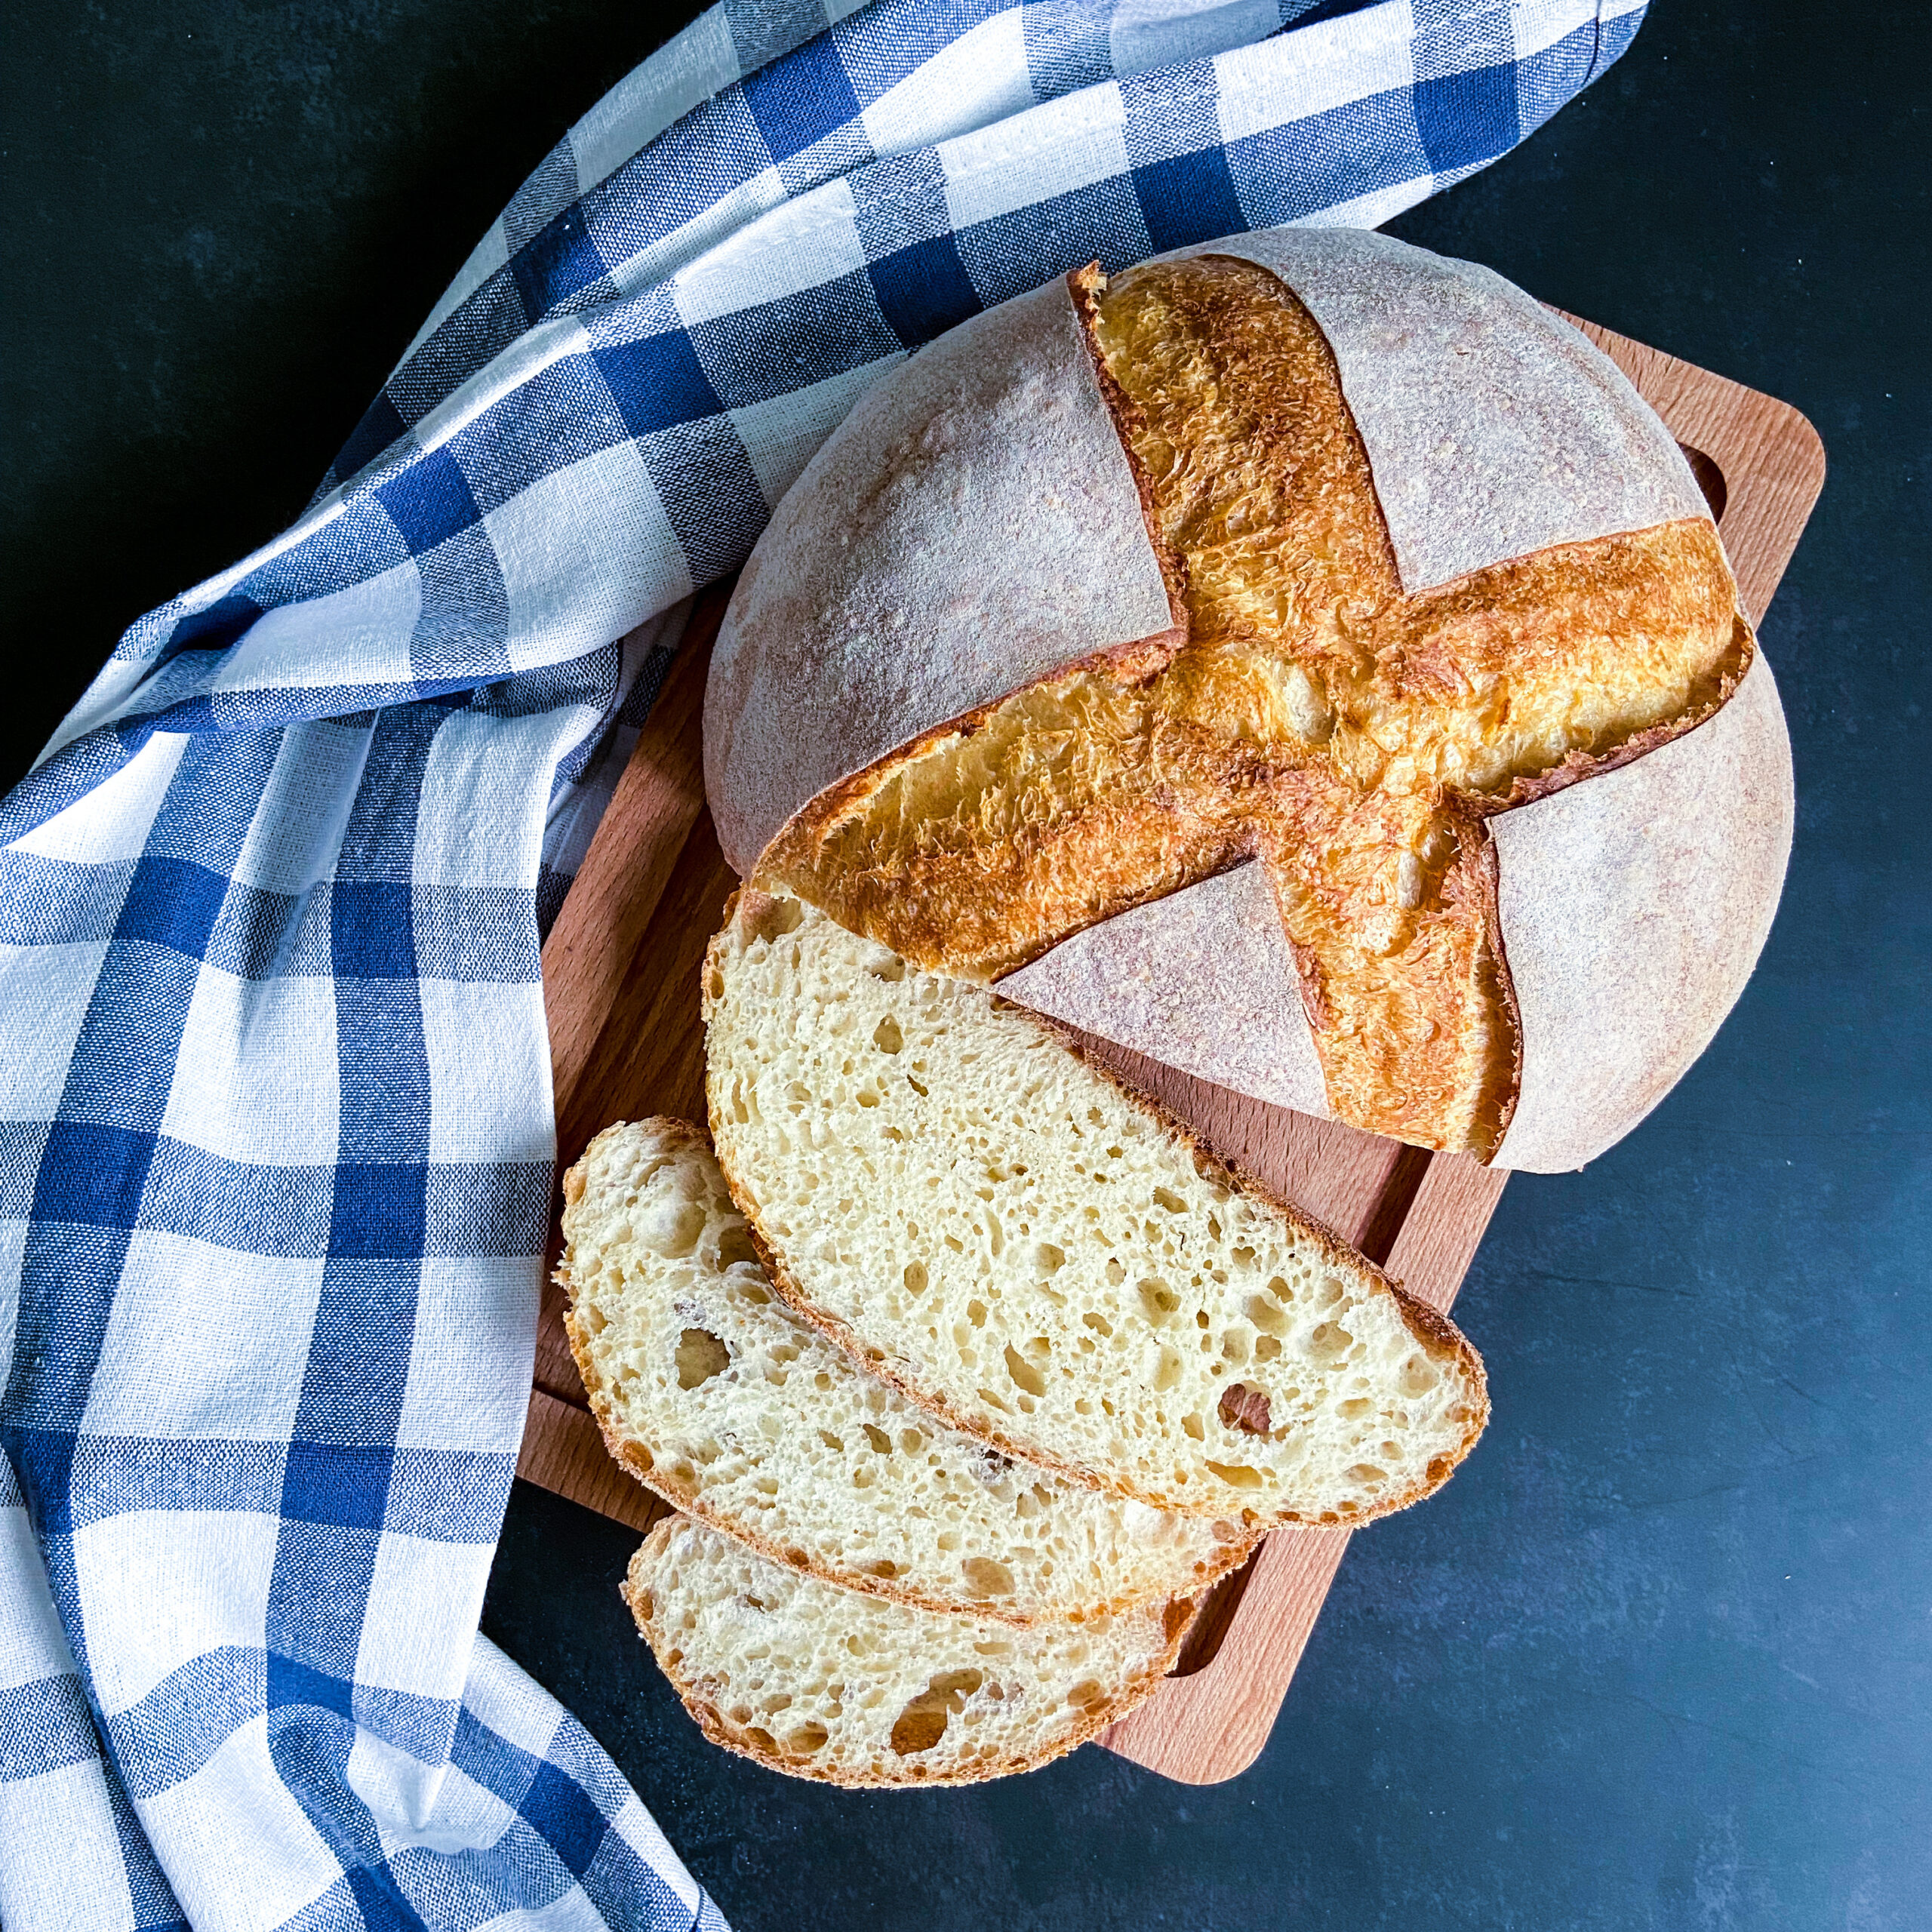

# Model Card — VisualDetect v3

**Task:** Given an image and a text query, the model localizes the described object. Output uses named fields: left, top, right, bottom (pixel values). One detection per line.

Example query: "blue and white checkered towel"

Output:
left=0, top=1, right=1642, bottom=1923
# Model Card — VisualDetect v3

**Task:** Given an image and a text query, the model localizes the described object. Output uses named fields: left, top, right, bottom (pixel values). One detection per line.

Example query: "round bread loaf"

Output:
left=703, top=229, right=1793, bottom=1171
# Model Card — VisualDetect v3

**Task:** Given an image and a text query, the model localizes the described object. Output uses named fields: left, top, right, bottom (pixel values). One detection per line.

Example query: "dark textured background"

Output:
left=5, top=3, right=1928, bottom=1926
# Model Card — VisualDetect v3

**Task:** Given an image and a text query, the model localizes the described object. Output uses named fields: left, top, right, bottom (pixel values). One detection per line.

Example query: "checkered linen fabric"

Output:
left=0, top=0, right=1644, bottom=1924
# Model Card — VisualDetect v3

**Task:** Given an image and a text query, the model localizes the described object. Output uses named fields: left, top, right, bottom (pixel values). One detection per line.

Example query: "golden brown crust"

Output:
left=1476, top=609, right=1754, bottom=814
left=1067, top=262, right=1192, bottom=645
left=703, top=900, right=1488, bottom=1525
left=1467, top=809, right=1524, bottom=1154
left=623, top=1520, right=1201, bottom=1788
left=757, top=255, right=1750, bottom=1159
left=558, top=1124, right=1261, bottom=1622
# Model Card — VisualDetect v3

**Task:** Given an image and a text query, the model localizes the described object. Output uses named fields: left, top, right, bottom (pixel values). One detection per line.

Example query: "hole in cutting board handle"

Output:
left=1170, top=1540, right=1266, bottom=1677
left=1678, top=443, right=1728, bottom=523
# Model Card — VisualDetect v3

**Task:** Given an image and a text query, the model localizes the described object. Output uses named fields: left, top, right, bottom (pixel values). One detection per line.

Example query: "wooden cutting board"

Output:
left=518, top=312, right=1825, bottom=1786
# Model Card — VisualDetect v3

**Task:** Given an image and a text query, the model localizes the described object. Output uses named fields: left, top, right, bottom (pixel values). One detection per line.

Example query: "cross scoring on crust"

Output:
left=760, top=257, right=1750, bottom=1158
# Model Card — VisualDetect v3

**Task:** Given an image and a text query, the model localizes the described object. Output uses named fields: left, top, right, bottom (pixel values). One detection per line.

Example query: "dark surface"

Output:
left=5, top=3, right=1928, bottom=1927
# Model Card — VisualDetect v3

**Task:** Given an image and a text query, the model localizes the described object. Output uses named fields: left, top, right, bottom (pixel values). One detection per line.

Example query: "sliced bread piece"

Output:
left=704, top=893, right=1487, bottom=1524
left=561, top=1118, right=1255, bottom=1625
left=624, top=1516, right=1194, bottom=1786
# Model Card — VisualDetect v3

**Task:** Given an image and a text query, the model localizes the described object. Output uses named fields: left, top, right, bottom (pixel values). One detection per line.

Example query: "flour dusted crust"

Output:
left=1491, top=651, right=1794, bottom=1168
left=703, top=277, right=1177, bottom=876
left=1196, top=228, right=1712, bottom=592
left=1001, top=861, right=1331, bottom=1118
left=706, top=229, right=1792, bottom=1170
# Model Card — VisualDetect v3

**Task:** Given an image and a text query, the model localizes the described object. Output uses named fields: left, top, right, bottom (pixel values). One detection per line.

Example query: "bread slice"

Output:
left=560, top=1118, right=1255, bottom=1625
left=624, top=1516, right=1194, bottom=1786
left=705, top=893, right=1487, bottom=1524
